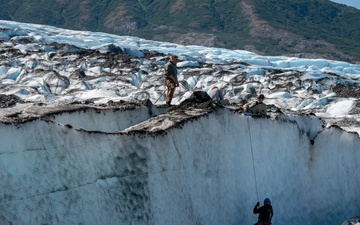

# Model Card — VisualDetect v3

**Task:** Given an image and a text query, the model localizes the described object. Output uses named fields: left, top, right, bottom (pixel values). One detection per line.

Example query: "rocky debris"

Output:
left=0, top=100, right=143, bottom=124
left=170, top=91, right=213, bottom=111
left=333, top=84, right=360, bottom=98
left=122, top=91, right=216, bottom=135
left=0, top=94, right=21, bottom=108
left=0, top=90, right=224, bottom=126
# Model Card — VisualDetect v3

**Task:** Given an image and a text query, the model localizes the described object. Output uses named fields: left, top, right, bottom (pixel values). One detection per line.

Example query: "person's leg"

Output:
left=165, top=80, right=176, bottom=105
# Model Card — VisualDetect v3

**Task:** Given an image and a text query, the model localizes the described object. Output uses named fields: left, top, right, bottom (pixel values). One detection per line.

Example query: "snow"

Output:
left=326, top=99, right=355, bottom=116
left=0, top=20, right=359, bottom=225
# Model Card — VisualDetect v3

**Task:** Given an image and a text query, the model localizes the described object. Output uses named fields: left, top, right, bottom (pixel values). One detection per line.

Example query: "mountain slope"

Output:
left=0, top=0, right=359, bottom=63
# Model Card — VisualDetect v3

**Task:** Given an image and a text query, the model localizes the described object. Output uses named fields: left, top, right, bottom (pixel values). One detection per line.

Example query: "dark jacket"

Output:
left=253, top=203, right=273, bottom=224
left=164, top=60, right=177, bottom=81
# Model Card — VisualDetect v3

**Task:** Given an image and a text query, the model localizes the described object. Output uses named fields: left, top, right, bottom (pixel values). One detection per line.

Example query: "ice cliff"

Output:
left=0, top=20, right=359, bottom=225
left=0, top=94, right=359, bottom=225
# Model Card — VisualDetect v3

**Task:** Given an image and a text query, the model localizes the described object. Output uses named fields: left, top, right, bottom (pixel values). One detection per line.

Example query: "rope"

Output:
left=154, top=81, right=182, bottom=104
left=247, top=118, right=259, bottom=201
left=154, top=85, right=167, bottom=104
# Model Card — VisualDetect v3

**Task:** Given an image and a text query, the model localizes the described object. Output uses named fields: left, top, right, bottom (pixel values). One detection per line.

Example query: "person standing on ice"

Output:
left=253, top=198, right=273, bottom=225
left=164, top=55, right=179, bottom=106
left=243, top=94, right=267, bottom=115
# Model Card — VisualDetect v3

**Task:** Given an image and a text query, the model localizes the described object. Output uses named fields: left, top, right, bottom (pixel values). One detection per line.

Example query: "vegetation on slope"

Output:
left=0, top=0, right=359, bottom=62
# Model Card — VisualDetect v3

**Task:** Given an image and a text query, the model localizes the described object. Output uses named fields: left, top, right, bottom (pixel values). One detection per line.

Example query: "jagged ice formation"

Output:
left=0, top=20, right=359, bottom=225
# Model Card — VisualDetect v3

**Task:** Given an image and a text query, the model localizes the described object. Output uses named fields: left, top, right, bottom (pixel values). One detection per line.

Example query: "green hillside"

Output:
left=0, top=0, right=359, bottom=63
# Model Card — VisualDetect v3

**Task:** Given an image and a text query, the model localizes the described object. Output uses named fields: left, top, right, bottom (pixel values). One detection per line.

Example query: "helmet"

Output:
left=212, top=86, right=218, bottom=89
left=264, top=198, right=271, bottom=204
left=258, top=94, right=265, bottom=100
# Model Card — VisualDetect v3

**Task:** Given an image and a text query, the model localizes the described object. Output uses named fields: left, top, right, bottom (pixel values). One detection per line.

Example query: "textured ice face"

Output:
left=0, top=101, right=359, bottom=225
left=0, top=20, right=359, bottom=225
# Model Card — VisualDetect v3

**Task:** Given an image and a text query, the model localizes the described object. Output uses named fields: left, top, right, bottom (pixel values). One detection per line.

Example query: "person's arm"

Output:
left=243, top=101, right=256, bottom=112
left=168, top=74, right=179, bottom=86
left=243, top=102, right=249, bottom=111
left=253, top=202, right=260, bottom=214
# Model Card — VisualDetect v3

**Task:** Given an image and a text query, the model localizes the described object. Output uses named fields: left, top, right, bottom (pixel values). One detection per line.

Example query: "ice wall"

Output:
left=0, top=108, right=359, bottom=225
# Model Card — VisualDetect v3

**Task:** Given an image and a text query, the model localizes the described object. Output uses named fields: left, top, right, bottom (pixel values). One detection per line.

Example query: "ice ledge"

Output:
left=0, top=91, right=358, bottom=139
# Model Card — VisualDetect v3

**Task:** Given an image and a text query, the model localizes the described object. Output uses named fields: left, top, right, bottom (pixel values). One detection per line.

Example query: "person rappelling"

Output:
left=253, top=198, right=273, bottom=225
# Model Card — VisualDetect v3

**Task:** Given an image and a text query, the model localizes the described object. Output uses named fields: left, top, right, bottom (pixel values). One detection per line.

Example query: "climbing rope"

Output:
left=247, top=118, right=259, bottom=201
left=154, top=84, right=167, bottom=104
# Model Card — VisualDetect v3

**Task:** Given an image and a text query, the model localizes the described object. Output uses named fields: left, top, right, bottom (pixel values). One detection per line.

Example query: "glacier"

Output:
left=0, top=20, right=359, bottom=225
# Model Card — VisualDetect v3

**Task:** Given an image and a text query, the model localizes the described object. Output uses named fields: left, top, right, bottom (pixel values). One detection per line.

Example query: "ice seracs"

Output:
left=0, top=20, right=359, bottom=225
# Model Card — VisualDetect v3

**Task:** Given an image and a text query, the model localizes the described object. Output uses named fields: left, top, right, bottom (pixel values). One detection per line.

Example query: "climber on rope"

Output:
left=243, top=94, right=267, bottom=116
left=253, top=198, right=273, bottom=225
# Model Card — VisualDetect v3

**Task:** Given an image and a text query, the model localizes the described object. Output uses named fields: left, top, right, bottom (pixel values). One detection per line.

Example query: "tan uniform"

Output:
left=244, top=101, right=267, bottom=115
left=164, top=60, right=178, bottom=105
